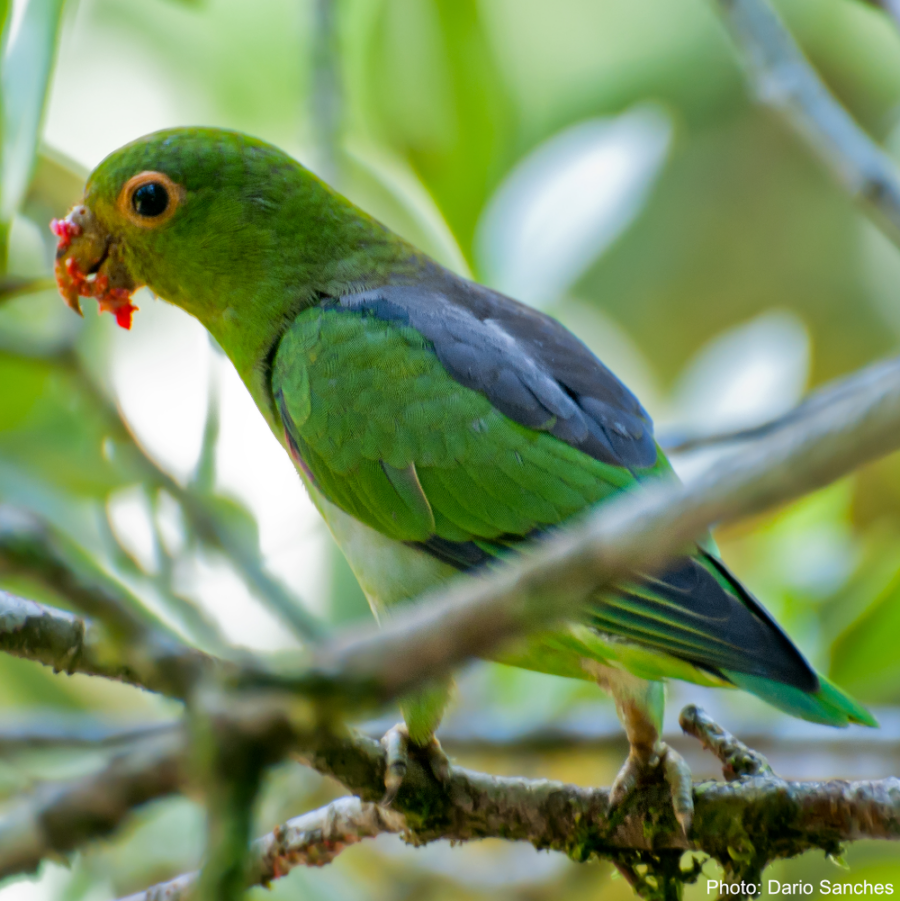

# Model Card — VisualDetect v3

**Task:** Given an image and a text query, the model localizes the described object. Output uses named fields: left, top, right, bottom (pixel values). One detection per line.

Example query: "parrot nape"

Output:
left=52, top=128, right=876, bottom=832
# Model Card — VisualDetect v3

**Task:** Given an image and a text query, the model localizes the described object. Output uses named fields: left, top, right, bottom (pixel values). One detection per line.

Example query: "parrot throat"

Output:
left=201, top=232, right=423, bottom=393
left=197, top=254, right=427, bottom=432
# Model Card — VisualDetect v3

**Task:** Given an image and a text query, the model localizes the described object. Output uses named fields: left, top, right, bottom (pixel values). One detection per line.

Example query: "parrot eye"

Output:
left=117, top=171, right=183, bottom=227
left=132, top=182, right=169, bottom=218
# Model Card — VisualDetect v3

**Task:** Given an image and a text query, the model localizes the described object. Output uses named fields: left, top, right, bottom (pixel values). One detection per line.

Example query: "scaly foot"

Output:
left=380, top=722, right=452, bottom=806
left=609, top=740, right=694, bottom=835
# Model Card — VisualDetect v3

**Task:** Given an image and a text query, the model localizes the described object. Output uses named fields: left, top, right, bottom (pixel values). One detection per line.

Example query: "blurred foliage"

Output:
left=1, top=0, right=900, bottom=898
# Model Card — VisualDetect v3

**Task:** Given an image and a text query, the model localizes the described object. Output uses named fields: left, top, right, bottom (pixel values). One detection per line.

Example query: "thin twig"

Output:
left=0, top=276, right=55, bottom=304
left=191, top=353, right=220, bottom=495
left=663, top=333, right=900, bottom=455
left=96, top=496, right=233, bottom=656
left=715, top=0, right=900, bottom=249
left=0, top=505, right=170, bottom=646
left=0, top=340, right=314, bottom=646
left=310, top=0, right=342, bottom=185
left=0, top=733, right=185, bottom=879
left=0, top=508, right=220, bottom=698
left=117, top=797, right=404, bottom=901
left=679, top=705, right=772, bottom=779
left=0, top=589, right=218, bottom=698
left=64, top=356, right=325, bottom=643
left=0, top=717, right=179, bottom=754
left=0, top=704, right=893, bottom=766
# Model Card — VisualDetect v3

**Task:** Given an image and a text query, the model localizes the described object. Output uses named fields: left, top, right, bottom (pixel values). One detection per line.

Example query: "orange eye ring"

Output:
left=116, top=171, right=184, bottom=228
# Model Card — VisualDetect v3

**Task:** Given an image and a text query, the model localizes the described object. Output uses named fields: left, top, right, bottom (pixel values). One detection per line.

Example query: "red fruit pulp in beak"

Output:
left=51, top=209, right=139, bottom=330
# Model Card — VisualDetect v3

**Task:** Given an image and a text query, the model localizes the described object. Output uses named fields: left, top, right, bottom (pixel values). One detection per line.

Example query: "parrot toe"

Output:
left=424, top=734, right=452, bottom=783
left=609, top=740, right=694, bottom=836
left=380, top=723, right=452, bottom=806
left=663, top=743, right=694, bottom=835
left=381, top=723, right=410, bottom=806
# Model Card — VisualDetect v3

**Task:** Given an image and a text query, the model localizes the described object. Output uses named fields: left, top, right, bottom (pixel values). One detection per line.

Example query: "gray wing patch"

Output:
left=336, top=267, right=657, bottom=469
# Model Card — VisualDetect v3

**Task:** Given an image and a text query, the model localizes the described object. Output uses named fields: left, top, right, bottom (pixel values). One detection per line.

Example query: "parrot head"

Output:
left=51, top=128, right=414, bottom=360
left=52, top=128, right=297, bottom=332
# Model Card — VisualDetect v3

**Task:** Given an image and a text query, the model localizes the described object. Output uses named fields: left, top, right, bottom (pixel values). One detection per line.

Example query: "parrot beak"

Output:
left=51, top=205, right=141, bottom=330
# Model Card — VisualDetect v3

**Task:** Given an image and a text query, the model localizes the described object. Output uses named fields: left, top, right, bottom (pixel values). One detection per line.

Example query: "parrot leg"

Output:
left=380, top=678, right=453, bottom=806
left=590, top=664, right=694, bottom=835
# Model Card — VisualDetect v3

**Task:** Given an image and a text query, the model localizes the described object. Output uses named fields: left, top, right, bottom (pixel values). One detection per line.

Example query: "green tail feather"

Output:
left=724, top=671, right=878, bottom=728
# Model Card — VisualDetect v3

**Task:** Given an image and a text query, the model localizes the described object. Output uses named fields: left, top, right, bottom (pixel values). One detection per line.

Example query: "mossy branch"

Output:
left=0, top=587, right=216, bottom=698
left=7, top=706, right=890, bottom=901
left=4, top=344, right=900, bottom=895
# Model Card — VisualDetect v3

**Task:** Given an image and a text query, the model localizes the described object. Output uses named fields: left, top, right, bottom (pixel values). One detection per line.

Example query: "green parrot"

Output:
left=52, top=128, right=875, bottom=831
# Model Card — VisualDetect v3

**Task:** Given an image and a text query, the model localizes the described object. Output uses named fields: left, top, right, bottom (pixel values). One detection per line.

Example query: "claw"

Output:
left=609, top=741, right=694, bottom=836
left=609, top=752, right=648, bottom=811
left=379, top=722, right=452, bottom=807
left=425, top=735, right=451, bottom=783
left=663, top=744, right=694, bottom=836
left=381, top=723, right=409, bottom=806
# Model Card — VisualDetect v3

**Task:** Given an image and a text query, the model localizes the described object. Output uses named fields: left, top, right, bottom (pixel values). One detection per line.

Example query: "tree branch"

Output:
left=300, top=718, right=900, bottom=854
left=3, top=353, right=900, bottom=888
left=715, top=0, right=900, bottom=250
left=1, top=699, right=897, bottom=887
left=116, top=797, right=404, bottom=901
left=0, top=589, right=214, bottom=696
left=0, top=705, right=893, bottom=774
left=0, top=732, right=185, bottom=880
left=6, top=354, right=900, bottom=716
left=24, top=705, right=892, bottom=901
left=63, top=357, right=326, bottom=644
left=0, top=716, right=179, bottom=753
left=679, top=705, right=773, bottom=779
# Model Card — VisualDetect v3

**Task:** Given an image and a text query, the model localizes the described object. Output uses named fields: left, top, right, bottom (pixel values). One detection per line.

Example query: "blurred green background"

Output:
left=2, top=0, right=900, bottom=897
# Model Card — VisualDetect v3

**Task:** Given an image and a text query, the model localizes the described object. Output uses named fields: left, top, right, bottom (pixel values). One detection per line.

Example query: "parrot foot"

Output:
left=609, top=741, right=694, bottom=836
left=380, top=723, right=451, bottom=806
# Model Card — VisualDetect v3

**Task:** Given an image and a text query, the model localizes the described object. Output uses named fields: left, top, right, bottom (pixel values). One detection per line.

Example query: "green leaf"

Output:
left=22, top=144, right=87, bottom=227
left=830, top=557, right=900, bottom=702
left=363, top=0, right=515, bottom=256
left=0, top=355, right=144, bottom=498
left=0, top=351, right=51, bottom=431
left=0, top=274, right=54, bottom=304
left=200, top=493, right=261, bottom=557
left=0, top=0, right=67, bottom=237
